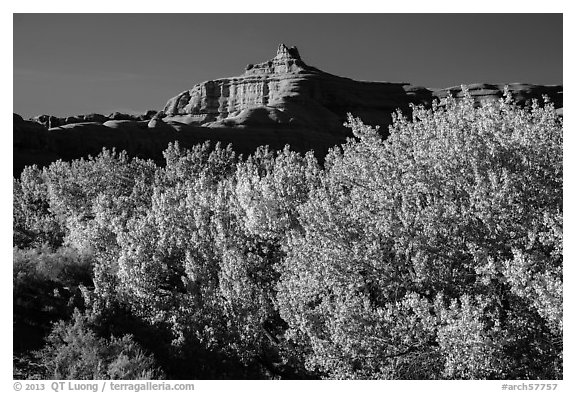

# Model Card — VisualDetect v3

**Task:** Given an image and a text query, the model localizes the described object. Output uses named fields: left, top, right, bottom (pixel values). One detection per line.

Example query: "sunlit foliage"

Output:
left=13, top=89, right=562, bottom=379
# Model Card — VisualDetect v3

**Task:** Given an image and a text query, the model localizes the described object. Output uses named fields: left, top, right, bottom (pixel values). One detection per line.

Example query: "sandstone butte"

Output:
left=14, top=44, right=563, bottom=176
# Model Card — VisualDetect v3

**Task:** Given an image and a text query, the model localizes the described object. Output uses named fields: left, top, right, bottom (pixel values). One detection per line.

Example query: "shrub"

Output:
left=35, top=310, right=163, bottom=380
left=13, top=245, right=94, bottom=356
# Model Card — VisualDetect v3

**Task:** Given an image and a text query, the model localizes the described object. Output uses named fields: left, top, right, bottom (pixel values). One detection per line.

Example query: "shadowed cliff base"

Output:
left=13, top=115, right=347, bottom=178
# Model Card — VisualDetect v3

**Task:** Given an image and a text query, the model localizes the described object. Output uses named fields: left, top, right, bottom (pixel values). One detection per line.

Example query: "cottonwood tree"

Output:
left=14, top=166, right=64, bottom=248
left=113, top=144, right=320, bottom=376
left=277, top=89, right=562, bottom=379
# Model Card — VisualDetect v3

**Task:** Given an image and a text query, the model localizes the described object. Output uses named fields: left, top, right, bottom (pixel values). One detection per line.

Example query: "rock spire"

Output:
left=274, top=44, right=301, bottom=61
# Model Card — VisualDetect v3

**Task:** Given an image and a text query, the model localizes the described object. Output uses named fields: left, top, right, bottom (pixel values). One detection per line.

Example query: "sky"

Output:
left=13, top=13, right=563, bottom=119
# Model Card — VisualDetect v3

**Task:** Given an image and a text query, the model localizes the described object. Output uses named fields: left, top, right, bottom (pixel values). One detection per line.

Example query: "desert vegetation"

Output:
left=13, top=90, right=562, bottom=379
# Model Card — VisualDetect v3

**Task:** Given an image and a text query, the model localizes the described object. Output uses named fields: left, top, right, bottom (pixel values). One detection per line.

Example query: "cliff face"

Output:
left=163, top=44, right=311, bottom=120
left=162, top=44, right=422, bottom=132
left=162, top=44, right=562, bottom=134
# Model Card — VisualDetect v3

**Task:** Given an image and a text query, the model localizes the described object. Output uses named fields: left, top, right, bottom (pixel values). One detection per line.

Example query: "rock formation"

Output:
left=14, top=44, right=563, bottom=177
left=433, top=83, right=563, bottom=108
left=162, top=44, right=420, bottom=133
left=162, top=44, right=562, bottom=134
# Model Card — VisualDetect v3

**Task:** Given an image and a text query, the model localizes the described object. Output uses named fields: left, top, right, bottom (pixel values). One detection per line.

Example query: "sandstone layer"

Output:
left=162, top=44, right=421, bottom=132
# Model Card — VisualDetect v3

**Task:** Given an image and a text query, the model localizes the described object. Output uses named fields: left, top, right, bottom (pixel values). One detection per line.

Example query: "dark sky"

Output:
left=13, top=13, right=563, bottom=119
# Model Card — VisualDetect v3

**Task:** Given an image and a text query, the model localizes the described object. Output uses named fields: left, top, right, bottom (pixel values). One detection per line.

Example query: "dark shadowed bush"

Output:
left=34, top=310, right=164, bottom=380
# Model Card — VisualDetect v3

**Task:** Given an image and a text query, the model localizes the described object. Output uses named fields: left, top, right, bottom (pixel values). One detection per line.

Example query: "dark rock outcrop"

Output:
left=28, top=110, right=159, bottom=129
left=14, top=113, right=60, bottom=175
left=31, top=114, right=62, bottom=128
left=83, top=113, right=109, bottom=123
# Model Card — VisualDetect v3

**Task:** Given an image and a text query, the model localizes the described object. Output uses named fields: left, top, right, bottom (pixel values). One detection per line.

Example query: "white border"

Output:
left=4, top=3, right=573, bottom=392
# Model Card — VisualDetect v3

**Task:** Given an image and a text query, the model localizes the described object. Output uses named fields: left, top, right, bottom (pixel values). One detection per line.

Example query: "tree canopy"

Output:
left=13, top=89, right=562, bottom=379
